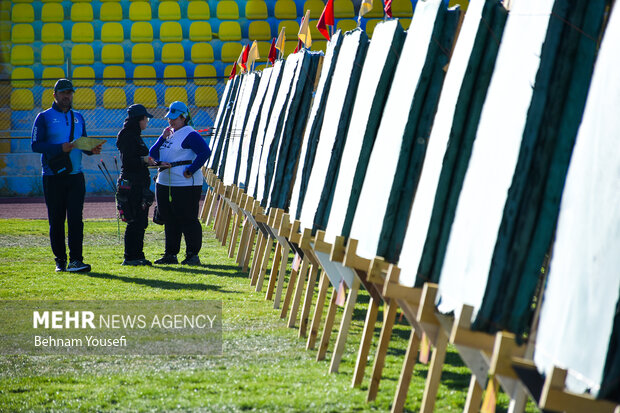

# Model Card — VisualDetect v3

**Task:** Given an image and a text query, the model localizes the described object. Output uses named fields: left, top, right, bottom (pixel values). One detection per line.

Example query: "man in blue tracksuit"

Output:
left=31, top=79, right=103, bottom=273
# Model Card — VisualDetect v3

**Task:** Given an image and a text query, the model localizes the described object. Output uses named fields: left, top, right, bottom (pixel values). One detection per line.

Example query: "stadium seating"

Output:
left=164, top=65, right=187, bottom=86
left=194, top=64, right=217, bottom=85
left=101, top=22, right=124, bottom=43
left=131, top=43, right=155, bottom=64
left=189, top=21, right=212, bottom=42
left=41, top=67, right=66, bottom=86
left=103, top=88, right=127, bottom=109
left=249, top=21, right=272, bottom=41
left=41, top=44, right=64, bottom=65
left=191, top=42, right=215, bottom=64
left=99, top=2, right=123, bottom=21
left=218, top=21, right=242, bottom=41
left=10, top=24, right=34, bottom=43
left=72, top=66, right=95, bottom=87
left=41, top=89, right=54, bottom=109
left=129, top=2, right=151, bottom=21
left=11, top=67, right=34, bottom=88
left=337, top=19, right=357, bottom=33
left=160, top=21, right=183, bottom=42
left=131, top=21, right=154, bottom=42
left=187, top=1, right=210, bottom=20
left=71, top=44, right=95, bottom=65
left=195, top=87, right=219, bottom=107
left=11, top=4, right=34, bottom=23
left=103, top=66, right=126, bottom=87
left=364, top=0, right=385, bottom=18
left=41, top=23, right=64, bottom=43
left=133, top=87, right=158, bottom=108
left=364, top=19, right=382, bottom=37
left=334, top=0, right=355, bottom=18
left=161, top=43, right=185, bottom=64
left=41, top=2, right=64, bottom=22
left=9, top=44, right=33, bottom=65
left=165, top=87, right=188, bottom=106
left=73, top=88, right=96, bottom=110
left=274, top=0, right=297, bottom=19
left=71, top=22, right=94, bottom=43
left=71, top=3, right=94, bottom=22
left=133, top=65, right=157, bottom=86
left=392, top=0, right=414, bottom=17
left=158, top=1, right=181, bottom=20
left=216, top=1, right=239, bottom=20
left=220, top=42, right=243, bottom=62
left=245, top=0, right=268, bottom=20
left=304, top=0, right=324, bottom=18
left=10, top=89, right=34, bottom=111
left=278, top=20, right=300, bottom=38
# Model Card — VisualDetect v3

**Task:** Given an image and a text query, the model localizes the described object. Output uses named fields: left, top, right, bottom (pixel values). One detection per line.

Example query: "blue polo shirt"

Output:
left=31, top=102, right=88, bottom=176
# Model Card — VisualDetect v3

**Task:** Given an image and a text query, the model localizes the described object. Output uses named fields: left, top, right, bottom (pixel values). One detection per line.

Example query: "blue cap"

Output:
left=165, top=101, right=189, bottom=120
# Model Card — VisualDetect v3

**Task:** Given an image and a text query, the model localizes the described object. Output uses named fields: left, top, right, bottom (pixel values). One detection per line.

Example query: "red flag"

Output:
left=228, top=62, right=237, bottom=79
left=268, top=38, right=277, bottom=64
left=384, top=0, right=393, bottom=18
left=293, top=38, right=303, bottom=53
left=241, top=44, right=250, bottom=71
left=316, top=0, right=334, bottom=40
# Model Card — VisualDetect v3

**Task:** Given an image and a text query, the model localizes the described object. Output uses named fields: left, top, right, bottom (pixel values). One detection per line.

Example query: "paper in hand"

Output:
left=72, top=137, right=106, bottom=151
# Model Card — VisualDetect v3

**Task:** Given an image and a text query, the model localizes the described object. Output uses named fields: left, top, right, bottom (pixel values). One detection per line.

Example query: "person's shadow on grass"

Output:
left=153, top=264, right=249, bottom=278
left=83, top=271, right=237, bottom=292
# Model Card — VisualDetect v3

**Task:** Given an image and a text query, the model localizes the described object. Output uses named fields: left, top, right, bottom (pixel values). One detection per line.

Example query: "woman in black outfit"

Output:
left=116, top=104, right=157, bottom=266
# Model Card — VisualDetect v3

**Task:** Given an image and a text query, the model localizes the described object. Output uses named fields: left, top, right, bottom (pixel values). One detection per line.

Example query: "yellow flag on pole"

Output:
left=359, top=0, right=373, bottom=18
left=275, top=27, right=286, bottom=55
left=298, top=9, right=312, bottom=48
left=247, top=40, right=260, bottom=70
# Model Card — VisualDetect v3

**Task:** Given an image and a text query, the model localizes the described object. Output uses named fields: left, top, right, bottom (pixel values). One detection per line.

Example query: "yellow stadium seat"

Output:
left=313, top=40, right=327, bottom=52
left=399, top=18, right=411, bottom=29
left=11, top=67, right=34, bottom=88
left=11, top=24, right=34, bottom=43
left=41, top=88, right=55, bottom=109
left=310, top=20, right=321, bottom=39
left=194, top=64, right=217, bottom=85
left=10, top=45, right=34, bottom=65
left=101, top=22, right=124, bottom=42
left=11, top=4, right=34, bottom=23
left=245, top=0, right=268, bottom=19
left=165, top=87, right=188, bottom=107
left=133, top=65, right=156, bottom=86
left=191, top=42, right=214, bottom=64
left=103, top=65, right=126, bottom=87
left=365, top=19, right=381, bottom=37
left=187, top=1, right=210, bottom=20
left=71, top=3, right=93, bottom=21
left=71, top=22, right=94, bottom=43
left=274, top=0, right=297, bottom=19
left=224, top=64, right=236, bottom=77
left=189, top=21, right=212, bottom=42
left=101, top=44, right=125, bottom=64
left=158, top=1, right=181, bottom=20
left=100, top=2, right=123, bottom=21
left=130, top=22, right=153, bottom=42
left=129, top=2, right=151, bottom=21
left=278, top=20, right=300, bottom=38
left=41, top=67, right=65, bottom=86
left=195, top=87, right=219, bottom=107
left=161, top=43, right=184, bottom=64
left=256, top=41, right=270, bottom=59
left=216, top=0, right=239, bottom=19
left=218, top=21, right=241, bottom=41
left=133, top=87, right=158, bottom=108
left=72, top=66, right=95, bottom=87
left=10, top=89, right=34, bottom=111
left=220, top=42, right=242, bottom=63
left=41, top=44, right=64, bottom=65
left=249, top=21, right=271, bottom=41
left=41, top=2, right=64, bottom=22
left=337, top=19, right=357, bottom=33
left=160, top=21, right=183, bottom=42
left=364, top=0, right=384, bottom=18
left=103, top=88, right=126, bottom=109
left=73, top=88, right=96, bottom=110
left=334, top=0, right=354, bottom=18
left=71, top=44, right=94, bottom=65
left=392, top=0, right=413, bottom=17
left=41, top=23, right=64, bottom=43
left=284, top=40, right=297, bottom=56
left=164, top=65, right=187, bottom=86
left=304, top=0, right=324, bottom=18
left=131, top=43, right=154, bottom=64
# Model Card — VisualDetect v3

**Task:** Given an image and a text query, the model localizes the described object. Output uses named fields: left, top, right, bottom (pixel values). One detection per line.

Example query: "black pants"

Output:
left=124, top=184, right=149, bottom=260
left=43, top=173, right=85, bottom=262
left=155, top=184, right=202, bottom=257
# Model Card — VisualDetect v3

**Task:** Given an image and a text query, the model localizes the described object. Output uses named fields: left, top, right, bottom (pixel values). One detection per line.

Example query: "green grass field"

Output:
left=0, top=218, right=538, bottom=412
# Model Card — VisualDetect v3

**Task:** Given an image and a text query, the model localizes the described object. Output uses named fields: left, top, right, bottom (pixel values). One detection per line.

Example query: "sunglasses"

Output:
left=168, top=108, right=186, bottom=115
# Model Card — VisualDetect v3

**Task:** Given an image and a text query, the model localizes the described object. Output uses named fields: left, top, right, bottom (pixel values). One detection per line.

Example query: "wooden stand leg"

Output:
left=508, top=384, right=528, bottom=413
left=298, top=263, right=318, bottom=338
left=207, top=193, right=218, bottom=227
left=235, top=220, right=250, bottom=266
left=419, top=328, right=448, bottom=413
left=228, top=212, right=242, bottom=258
left=242, top=229, right=256, bottom=273
left=352, top=297, right=380, bottom=387
left=391, top=329, right=421, bottom=413
left=199, top=189, right=212, bottom=223
left=287, top=256, right=310, bottom=328
left=317, top=286, right=338, bottom=361
left=279, top=265, right=298, bottom=319
left=249, top=232, right=266, bottom=285
left=220, top=207, right=232, bottom=247
left=255, top=237, right=274, bottom=292
left=265, top=242, right=282, bottom=301
left=463, top=375, right=484, bottom=413
left=212, top=198, right=224, bottom=240
left=367, top=299, right=398, bottom=402
left=273, top=242, right=290, bottom=309
left=307, top=271, right=329, bottom=350
left=329, top=277, right=360, bottom=373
